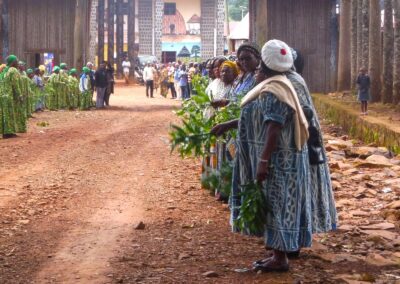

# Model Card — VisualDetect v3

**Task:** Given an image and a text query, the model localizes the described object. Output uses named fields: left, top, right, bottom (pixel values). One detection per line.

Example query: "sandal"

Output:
left=253, top=262, right=289, bottom=273
left=253, top=250, right=300, bottom=266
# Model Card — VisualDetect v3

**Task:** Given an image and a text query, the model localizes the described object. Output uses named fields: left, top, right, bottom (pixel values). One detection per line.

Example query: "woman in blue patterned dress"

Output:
left=286, top=49, right=337, bottom=234
left=212, top=40, right=313, bottom=272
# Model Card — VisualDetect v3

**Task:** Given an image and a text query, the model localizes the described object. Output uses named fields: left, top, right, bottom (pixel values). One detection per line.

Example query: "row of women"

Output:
left=204, top=40, right=337, bottom=272
left=0, top=55, right=93, bottom=139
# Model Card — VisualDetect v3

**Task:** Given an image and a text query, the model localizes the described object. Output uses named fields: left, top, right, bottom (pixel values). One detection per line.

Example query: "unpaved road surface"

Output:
left=0, top=86, right=399, bottom=284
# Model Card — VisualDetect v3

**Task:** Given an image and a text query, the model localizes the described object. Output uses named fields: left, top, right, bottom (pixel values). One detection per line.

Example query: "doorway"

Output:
left=162, top=51, right=176, bottom=64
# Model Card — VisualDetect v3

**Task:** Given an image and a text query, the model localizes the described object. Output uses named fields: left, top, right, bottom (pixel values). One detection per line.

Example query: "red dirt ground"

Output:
left=0, top=86, right=398, bottom=284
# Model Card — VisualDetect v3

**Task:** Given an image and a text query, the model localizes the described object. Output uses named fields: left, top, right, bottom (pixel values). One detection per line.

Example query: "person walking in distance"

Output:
left=178, top=65, right=189, bottom=100
left=167, top=64, right=177, bottom=99
left=122, top=56, right=131, bottom=85
left=174, top=63, right=182, bottom=99
left=94, top=61, right=108, bottom=108
left=356, top=67, right=371, bottom=115
left=143, top=63, right=155, bottom=98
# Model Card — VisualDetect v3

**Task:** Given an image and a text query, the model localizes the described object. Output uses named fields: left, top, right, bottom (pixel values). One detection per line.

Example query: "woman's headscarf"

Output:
left=69, top=68, right=77, bottom=75
left=220, top=60, right=240, bottom=77
left=26, top=68, right=33, bottom=75
left=53, top=66, right=60, bottom=73
left=237, top=42, right=261, bottom=60
left=6, top=55, right=18, bottom=66
left=82, top=67, right=90, bottom=74
left=1, top=55, right=18, bottom=79
left=60, top=63, right=68, bottom=69
left=39, top=65, right=46, bottom=72
left=261, top=39, right=293, bottom=73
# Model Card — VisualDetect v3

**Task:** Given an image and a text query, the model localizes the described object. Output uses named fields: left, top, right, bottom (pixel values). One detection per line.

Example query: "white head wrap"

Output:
left=261, top=39, right=294, bottom=73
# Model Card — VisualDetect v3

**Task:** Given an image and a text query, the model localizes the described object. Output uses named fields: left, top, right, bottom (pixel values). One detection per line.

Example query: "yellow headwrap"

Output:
left=220, top=60, right=239, bottom=77
left=39, top=65, right=46, bottom=72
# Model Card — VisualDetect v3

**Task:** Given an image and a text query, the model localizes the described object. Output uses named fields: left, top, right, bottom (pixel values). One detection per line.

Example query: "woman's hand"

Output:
left=256, top=161, right=270, bottom=185
left=210, top=122, right=230, bottom=137
left=211, top=99, right=229, bottom=108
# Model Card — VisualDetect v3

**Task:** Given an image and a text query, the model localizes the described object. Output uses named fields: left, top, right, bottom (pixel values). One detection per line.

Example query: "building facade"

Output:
left=249, top=0, right=338, bottom=93
left=138, top=0, right=225, bottom=62
left=0, top=0, right=93, bottom=69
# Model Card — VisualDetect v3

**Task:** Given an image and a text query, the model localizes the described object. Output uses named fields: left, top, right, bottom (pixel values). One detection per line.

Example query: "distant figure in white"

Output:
left=122, top=56, right=131, bottom=84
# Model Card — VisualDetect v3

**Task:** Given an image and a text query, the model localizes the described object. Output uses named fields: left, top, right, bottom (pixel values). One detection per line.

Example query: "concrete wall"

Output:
left=88, top=0, right=98, bottom=65
left=138, top=0, right=153, bottom=55
left=154, top=0, right=163, bottom=60
left=201, top=0, right=225, bottom=59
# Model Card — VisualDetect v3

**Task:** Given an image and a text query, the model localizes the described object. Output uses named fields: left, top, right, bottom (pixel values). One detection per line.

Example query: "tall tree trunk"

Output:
left=107, top=0, right=115, bottom=66
left=116, top=0, right=123, bottom=78
left=361, top=0, right=369, bottom=69
left=393, top=0, right=400, bottom=104
left=73, top=0, right=86, bottom=70
left=356, top=0, right=363, bottom=71
left=382, top=0, right=394, bottom=104
left=337, top=0, right=352, bottom=91
left=351, top=0, right=358, bottom=88
left=98, top=0, right=105, bottom=64
left=368, top=0, right=382, bottom=102
left=2, top=0, right=8, bottom=59
left=128, top=0, right=136, bottom=79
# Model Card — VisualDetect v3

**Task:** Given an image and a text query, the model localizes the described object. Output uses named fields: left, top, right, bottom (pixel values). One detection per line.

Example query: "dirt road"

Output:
left=0, top=86, right=399, bottom=284
left=0, top=86, right=182, bottom=283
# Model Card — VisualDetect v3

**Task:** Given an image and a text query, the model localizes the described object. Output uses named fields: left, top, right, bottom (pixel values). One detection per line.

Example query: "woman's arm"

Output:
left=256, top=121, right=282, bottom=184
left=210, top=119, right=239, bottom=137
left=211, top=98, right=230, bottom=108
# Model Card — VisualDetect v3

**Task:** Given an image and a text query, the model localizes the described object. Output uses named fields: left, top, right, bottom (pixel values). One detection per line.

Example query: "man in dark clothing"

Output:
left=104, top=62, right=115, bottom=106
left=94, top=61, right=108, bottom=108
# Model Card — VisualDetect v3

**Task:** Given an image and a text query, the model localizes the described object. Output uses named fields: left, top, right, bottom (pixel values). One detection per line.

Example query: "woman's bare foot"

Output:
left=253, top=250, right=289, bottom=272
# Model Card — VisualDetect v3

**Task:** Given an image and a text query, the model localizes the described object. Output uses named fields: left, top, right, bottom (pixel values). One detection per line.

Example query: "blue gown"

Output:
left=287, top=71, right=337, bottom=233
left=231, top=92, right=313, bottom=252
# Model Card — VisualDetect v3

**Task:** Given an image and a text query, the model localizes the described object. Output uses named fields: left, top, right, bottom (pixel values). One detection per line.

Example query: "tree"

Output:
left=191, top=45, right=200, bottom=55
left=393, top=0, right=400, bottom=104
left=227, top=0, right=248, bottom=21
left=337, top=0, right=352, bottom=91
left=73, top=0, right=86, bottom=70
left=356, top=0, right=363, bottom=71
left=361, top=0, right=369, bottom=70
left=368, top=0, right=382, bottom=102
left=382, top=0, right=394, bottom=103
left=351, top=0, right=358, bottom=88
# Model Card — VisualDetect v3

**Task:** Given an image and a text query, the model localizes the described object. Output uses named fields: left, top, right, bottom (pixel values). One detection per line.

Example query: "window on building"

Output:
left=164, top=3, right=176, bottom=15
left=169, top=24, right=176, bottom=34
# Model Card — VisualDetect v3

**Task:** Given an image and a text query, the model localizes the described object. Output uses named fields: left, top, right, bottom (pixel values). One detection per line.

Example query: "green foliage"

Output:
left=170, top=75, right=213, bottom=157
left=200, top=162, right=233, bottom=197
left=228, top=0, right=248, bottom=21
left=234, top=181, right=268, bottom=235
left=170, top=75, right=241, bottom=158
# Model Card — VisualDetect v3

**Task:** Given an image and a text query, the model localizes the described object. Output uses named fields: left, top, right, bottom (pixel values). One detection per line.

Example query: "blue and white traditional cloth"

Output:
left=228, top=72, right=257, bottom=102
left=287, top=71, right=337, bottom=233
left=231, top=91, right=313, bottom=252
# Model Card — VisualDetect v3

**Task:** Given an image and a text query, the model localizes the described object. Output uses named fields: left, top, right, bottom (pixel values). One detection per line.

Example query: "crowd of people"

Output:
left=0, top=55, right=117, bottom=139
left=141, top=62, right=202, bottom=99
left=173, top=40, right=337, bottom=272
